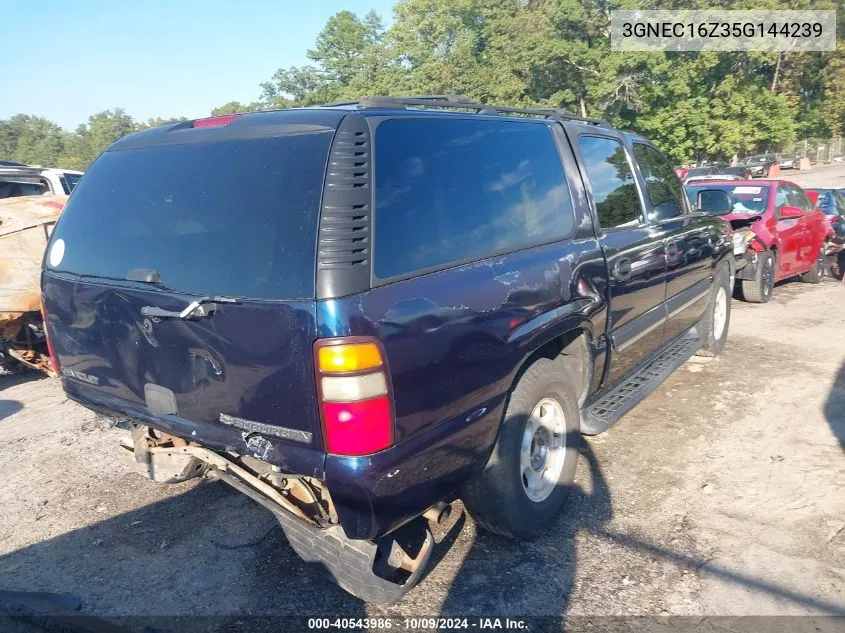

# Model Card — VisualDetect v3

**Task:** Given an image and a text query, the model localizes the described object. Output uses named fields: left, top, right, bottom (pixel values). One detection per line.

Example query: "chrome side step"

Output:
left=581, top=329, right=702, bottom=435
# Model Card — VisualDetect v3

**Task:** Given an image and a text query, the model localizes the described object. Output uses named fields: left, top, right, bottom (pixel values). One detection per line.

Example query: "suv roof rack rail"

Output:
left=330, top=95, right=613, bottom=128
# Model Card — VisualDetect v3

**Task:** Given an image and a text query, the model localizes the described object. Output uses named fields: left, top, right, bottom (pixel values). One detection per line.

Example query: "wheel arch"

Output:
left=509, top=325, right=594, bottom=410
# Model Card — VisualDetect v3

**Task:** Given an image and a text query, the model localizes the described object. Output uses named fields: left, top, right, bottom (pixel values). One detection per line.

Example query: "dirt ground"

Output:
left=1, top=167, right=844, bottom=633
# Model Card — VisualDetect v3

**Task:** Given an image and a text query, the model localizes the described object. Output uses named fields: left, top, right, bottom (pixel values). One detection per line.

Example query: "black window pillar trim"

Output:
left=316, top=111, right=374, bottom=300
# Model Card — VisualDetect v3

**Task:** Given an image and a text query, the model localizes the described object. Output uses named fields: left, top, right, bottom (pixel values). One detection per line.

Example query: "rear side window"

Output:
left=777, top=184, right=810, bottom=215
left=373, top=118, right=574, bottom=279
left=788, top=185, right=812, bottom=212
left=577, top=136, right=643, bottom=229
left=632, top=142, right=685, bottom=220
left=61, top=173, right=82, bottom=193
left=0, top=178, right=50, bottom=198
left=48, top=133, right=334, bottom=299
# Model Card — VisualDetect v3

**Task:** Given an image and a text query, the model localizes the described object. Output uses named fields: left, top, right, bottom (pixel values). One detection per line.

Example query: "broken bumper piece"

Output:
left=119, top=434, right=433, bottom=605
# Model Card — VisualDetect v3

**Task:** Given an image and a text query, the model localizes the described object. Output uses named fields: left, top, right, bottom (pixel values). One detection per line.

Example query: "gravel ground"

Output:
left=1, top=167, right=844, bottom=632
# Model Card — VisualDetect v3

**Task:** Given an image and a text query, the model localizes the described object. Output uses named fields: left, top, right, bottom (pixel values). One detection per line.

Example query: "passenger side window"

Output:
left=788, top=186, right=812, bottom=213
left=775, top=185, right=789, bottom=215
left=834, top=192, right=845, bottom=214
left=577, top=135, right=644, bottom=229
left=632, top=142, right=685, bottom=221
left=373, top=118, right=575, bottom=279
left=777, top=185, right=808, bottom=216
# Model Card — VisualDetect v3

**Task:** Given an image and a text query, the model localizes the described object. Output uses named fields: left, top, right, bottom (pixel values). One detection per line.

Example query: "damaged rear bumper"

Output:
left=119, top=433, right=434, bottom=605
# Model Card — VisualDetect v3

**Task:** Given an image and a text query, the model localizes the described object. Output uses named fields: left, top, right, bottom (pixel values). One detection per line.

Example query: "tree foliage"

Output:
left=253, top=0, right=843, bottom=163
left=0, top=109, right=187, bottom=170
left=2, top=0, right=842, bottom=169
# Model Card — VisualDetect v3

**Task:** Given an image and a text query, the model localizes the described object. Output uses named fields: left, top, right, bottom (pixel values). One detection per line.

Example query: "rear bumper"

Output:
left=120, top=439, right=434, bottom=605
left=325, top=392, right=506, bottom=539
left=63, top=379, right=325, bottom=478
left=64, top=377, right=506, bottom=541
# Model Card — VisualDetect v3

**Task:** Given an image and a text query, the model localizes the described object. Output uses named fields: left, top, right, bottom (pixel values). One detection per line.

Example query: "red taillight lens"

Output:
left=315, top=338, right=394, bottom=456
left=191, top=114, right=240, bottom=128
left=323, top=396, right=393, bottom=455
left=40, top=305, right=59, bottom=373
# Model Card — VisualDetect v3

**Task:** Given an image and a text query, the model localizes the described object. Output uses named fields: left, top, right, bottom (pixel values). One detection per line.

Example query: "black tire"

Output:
left=801, top=246, right=825, bottom=284
left=740, top=250, right=775, bottom=303
left=0, top=347, right=22, bottom=375
left=461, top=357, right=580, bottom=539
left=697, top=264, right=731, bottom=357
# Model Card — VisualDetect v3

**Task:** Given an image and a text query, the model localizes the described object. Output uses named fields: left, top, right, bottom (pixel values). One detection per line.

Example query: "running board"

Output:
left=581, top=330, right=702, bottom=435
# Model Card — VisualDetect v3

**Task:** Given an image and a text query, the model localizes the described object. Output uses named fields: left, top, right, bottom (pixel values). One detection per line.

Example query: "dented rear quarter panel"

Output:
left=319, top=237, right=608, bottom=539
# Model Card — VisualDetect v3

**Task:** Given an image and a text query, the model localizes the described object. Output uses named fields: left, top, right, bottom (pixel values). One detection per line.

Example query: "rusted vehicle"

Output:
left=0, top=194, right=66, bottom=373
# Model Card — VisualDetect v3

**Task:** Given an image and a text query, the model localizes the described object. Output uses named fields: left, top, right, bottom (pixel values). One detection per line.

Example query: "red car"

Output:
left=685, top=180, right=832, bottom=302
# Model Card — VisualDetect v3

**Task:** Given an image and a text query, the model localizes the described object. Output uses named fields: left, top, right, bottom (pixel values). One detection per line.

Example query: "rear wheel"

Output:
left=0, top=346, right=22, bottom=375
left=740, top=250, right=775, bottom=303
left=461, top=358, right=580, bottom=539
left=801, top=246, right=825, bottom=284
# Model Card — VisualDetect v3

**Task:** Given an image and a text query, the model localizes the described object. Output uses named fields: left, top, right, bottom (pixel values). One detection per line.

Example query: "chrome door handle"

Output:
left=613, top=258, right=633, bottom=281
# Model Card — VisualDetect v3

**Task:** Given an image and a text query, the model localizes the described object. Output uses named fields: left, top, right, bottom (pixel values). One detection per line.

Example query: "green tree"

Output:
left=136, top=116, right=189, bottom=129
left=262, top=9, right=389, bottom=105
left=2, top=115, right=66, bottom=166
left=84, top=109, right=136, bottom=161
left=210, top=101, right=265, bottom=116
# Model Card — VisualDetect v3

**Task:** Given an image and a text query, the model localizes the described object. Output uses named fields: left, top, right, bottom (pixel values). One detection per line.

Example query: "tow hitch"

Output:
left=120, top=427, right=434, bottom=604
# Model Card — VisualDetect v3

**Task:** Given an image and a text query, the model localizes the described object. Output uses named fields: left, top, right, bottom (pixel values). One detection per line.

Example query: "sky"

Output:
left=0, top=0, right=396, bottom=130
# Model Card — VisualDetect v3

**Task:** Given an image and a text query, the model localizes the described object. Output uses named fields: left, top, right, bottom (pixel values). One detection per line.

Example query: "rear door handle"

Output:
left=666, top=242, right=679, bottom=259
left=613, top=258, right=633, bottom=281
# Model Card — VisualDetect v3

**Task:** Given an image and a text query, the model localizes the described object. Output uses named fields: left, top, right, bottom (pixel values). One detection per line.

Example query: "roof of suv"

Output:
left=110, top=95, right=623, bottom=152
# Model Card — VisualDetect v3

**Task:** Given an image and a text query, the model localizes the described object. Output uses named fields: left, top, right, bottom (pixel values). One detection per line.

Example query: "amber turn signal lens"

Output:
left=318, top=342, right=383, bottom=373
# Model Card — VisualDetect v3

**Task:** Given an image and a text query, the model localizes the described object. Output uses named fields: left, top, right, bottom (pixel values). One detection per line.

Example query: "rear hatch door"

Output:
left=41, top=111, right=345, bottom=459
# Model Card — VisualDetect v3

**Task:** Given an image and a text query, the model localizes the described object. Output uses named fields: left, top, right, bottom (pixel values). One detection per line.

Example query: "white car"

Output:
left=0, top=166, right=83, bottom=199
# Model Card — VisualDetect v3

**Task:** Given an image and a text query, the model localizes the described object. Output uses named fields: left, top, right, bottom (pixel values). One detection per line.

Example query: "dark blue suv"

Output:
left=41, top=96, right=733, bottom=603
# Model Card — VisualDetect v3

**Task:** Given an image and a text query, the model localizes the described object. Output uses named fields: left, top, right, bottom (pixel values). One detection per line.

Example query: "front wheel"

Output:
left=461, top=358, right=580, bottom=539
left=697, top=265, right=732, bottom=357
left=801, top=246, right=825, bottom=284
left=740, top=250, right=775, bottom=303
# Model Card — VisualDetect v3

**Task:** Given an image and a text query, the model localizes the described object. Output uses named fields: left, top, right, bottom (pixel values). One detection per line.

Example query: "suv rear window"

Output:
left=373, top=118, right=575, bottom=279
left=47, top=133, right=333, bottom=299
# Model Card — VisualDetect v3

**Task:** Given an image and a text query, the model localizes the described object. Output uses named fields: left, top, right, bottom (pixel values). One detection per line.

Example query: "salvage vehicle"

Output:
left=0, top=166, right=83, bottom=199
left=682, top=166, right=751, bottom=184
left=41, top=96, right=734, bottom=603
left=686, top=180, right=831, bottom=303
left=805, top=188, right=845, bottom=250
left=777, top=153, right=802, bottom=170
left=739, top=154, right=779, bottom=178
left=1, top=194, right=66, bottom=373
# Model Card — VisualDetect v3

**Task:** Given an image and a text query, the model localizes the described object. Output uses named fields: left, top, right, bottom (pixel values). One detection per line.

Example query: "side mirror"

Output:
left=779, top=205, right=803, bottom=219
left=805, top=190, right=819, bottom=206
left=696, top=189, right=732, bottom=215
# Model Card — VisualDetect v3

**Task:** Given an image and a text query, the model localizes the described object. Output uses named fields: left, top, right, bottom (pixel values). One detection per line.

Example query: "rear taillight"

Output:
left=315, top=338, right=393, bottom=456
left=40, top=305, right=59, bottom=373
left=191, top=114, right=240, bottom=128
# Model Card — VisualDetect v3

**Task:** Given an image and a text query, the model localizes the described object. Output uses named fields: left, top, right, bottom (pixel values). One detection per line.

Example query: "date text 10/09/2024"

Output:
left=307, top=618, right=529, bottom=630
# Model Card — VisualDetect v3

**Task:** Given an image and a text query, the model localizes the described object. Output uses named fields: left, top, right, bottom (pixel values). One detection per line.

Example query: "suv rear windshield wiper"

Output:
left=141, top=296, right=240, bottom=320
left=48, top=269, right=174, bottom=292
